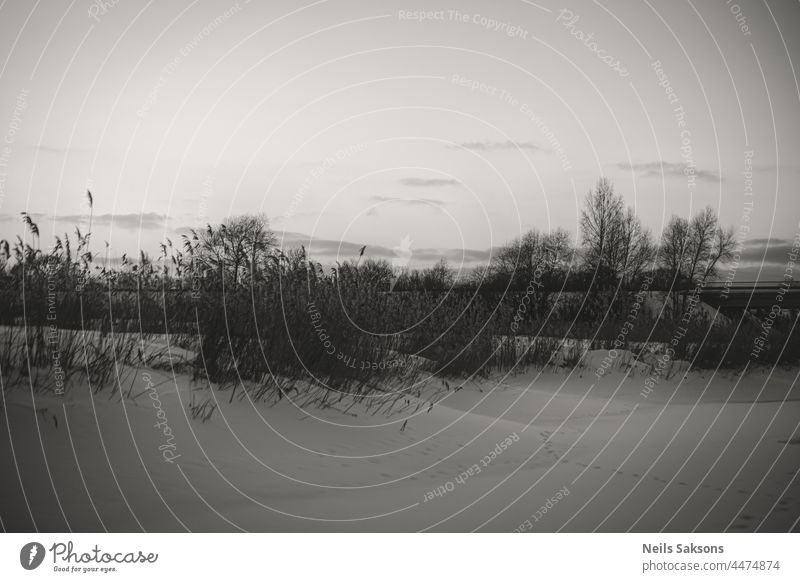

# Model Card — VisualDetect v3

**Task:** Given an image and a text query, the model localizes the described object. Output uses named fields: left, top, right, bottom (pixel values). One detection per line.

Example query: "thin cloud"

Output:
left=450, top=140, right=540, bottom=152
left=737, top=238, right=799, bottom=266
left=616, top=161, right=721, bottom=183
left=277, top=232, right=368, bottom=258
left=370, top=195, right=445, bottom=208
left=748, top=237, right=790, bottom=246
left=398, top=177, right=458, bottom=188
left=56, top=212, right=169, bottom=230
left=0, top=212, right=47, bottom=223
left=271, top=210, right=321, bottom=224
left=274, top=231, right=490, bottom=268
left=411, top=247, right=491, bottom=264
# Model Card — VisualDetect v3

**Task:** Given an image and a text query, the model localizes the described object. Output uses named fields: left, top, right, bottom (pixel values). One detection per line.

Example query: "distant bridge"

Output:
left=687, top=281, right=800, bottom=312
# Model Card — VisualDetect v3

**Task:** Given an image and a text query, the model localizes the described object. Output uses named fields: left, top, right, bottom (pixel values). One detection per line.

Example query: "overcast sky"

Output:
left=1, top=0, right=799, bottom=278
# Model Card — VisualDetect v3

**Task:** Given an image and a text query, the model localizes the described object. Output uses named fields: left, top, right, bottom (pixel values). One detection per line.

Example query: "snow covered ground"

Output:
left=1, top=351, right=798, bottom=532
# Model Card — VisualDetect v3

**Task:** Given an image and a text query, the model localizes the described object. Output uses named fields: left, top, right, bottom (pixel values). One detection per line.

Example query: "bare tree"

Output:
left=422, top=258, right=455, bottom=290
left=580, top=178, right=653, bottom=288
left=703, top=223, right=736, bottom=281
left=617, top=207, right=656, bottom=288
left=195, top=213, right=276, bottom=285
left=489, top=227, right=573, bottom=314
left=659, top=215, right=689, bottom=287
left=491, top=229, right=571, bottom=283
left=580, top=177, right=624, bottom=286
left=684, top=206, right=718, bottom=287
left=658, top=206, right=735, bottom=314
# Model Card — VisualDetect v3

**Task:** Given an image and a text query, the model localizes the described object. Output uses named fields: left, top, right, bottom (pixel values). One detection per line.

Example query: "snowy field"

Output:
left=1, top=348, right=798, bottom=533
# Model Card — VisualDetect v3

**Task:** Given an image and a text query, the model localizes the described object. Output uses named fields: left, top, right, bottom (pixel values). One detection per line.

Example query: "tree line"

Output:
left=0, top=182, right=794, bottom=390
left=0, top=178, right=739, bottom=305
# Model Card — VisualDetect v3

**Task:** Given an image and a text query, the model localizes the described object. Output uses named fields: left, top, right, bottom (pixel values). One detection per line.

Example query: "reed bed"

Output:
left=2, top=197, right=798, bottom=416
